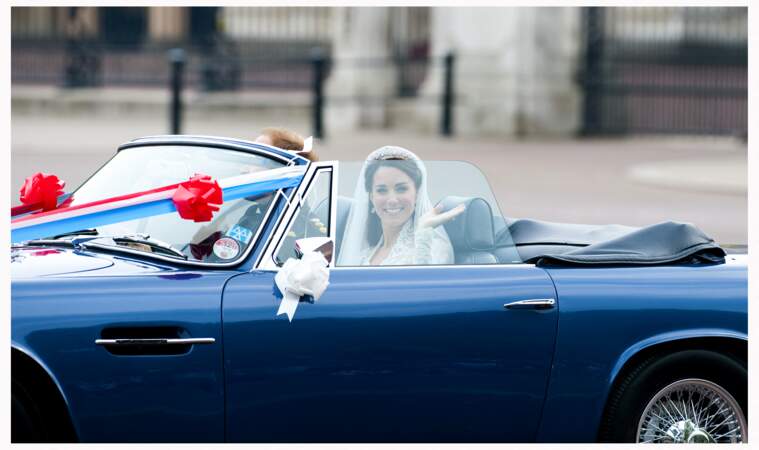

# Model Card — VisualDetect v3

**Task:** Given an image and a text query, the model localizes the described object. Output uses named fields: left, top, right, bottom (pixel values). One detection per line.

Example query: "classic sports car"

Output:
left=11, top=135, right=747, bottom=443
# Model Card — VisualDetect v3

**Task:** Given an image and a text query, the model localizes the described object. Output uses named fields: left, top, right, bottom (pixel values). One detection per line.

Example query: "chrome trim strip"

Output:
left=327, top=161, right=338, bottom=268
left=253, top=263, right=537, bottom=273
left=95, top=338, right=216, bottom=346
left=327, top=263, right=534, bottom=270
left=503, top=298, right=556, bottom=309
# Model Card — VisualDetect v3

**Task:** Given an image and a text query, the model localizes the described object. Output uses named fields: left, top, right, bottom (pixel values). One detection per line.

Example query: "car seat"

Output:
left=438, top=196, right=498, bottom=264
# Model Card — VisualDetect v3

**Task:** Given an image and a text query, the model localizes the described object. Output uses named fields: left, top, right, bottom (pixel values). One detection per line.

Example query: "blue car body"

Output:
left=11, top=136, right=747, bottom=443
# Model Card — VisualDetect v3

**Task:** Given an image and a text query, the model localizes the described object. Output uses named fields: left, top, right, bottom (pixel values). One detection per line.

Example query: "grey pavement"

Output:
left=10, top=88, right=748, bottom=245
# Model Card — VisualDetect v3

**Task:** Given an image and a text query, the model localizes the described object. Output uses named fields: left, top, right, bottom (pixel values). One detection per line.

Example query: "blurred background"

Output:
left=11, top=6, right=747, bottom=244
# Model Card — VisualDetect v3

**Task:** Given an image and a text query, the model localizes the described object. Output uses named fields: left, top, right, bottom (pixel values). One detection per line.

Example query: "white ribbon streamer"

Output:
left=294, top=136, right=314, bottom=159
left=274, top=250, right=330, bottom=322
left=302, top=136, right=313, bottom=153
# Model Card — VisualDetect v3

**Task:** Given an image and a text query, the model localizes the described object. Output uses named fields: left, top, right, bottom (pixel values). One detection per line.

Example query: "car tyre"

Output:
left=12, top=379, right=47, bottom=443
left=599, top=349, right=747, bottom=443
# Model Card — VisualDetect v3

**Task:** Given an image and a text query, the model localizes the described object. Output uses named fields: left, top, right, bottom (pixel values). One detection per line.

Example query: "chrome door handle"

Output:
left=503, top=298, right=555, bottom=310
left=95, top=338, right=215, bottom=346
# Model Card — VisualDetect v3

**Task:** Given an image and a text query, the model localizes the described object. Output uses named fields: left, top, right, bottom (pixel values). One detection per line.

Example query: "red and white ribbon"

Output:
left=12, top=166, right=306, bottom=243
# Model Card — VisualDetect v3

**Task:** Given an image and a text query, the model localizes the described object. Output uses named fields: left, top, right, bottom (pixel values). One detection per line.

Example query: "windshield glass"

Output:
left=71, top=145, right=284, bottom=204
left=66, top=145, right=287, bottom=264
left=336, top=160, right=521, bottom=266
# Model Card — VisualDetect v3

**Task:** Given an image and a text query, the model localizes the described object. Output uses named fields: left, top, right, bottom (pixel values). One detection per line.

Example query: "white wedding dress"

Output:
left=358, top=220, right=454, bottom=266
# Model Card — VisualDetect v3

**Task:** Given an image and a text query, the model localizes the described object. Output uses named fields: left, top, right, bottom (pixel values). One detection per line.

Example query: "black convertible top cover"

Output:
left=507, top=220, right=725, bottom=266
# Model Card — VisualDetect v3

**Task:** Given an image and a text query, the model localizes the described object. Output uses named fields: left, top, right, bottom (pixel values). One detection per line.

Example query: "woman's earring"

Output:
left=370, top=207, right=376, bottom=214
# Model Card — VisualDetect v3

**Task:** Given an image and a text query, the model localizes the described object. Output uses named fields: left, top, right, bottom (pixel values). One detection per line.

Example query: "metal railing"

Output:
left=166, top=48, right=456, bottom=139
left=579, top=6, right=747, bottom=136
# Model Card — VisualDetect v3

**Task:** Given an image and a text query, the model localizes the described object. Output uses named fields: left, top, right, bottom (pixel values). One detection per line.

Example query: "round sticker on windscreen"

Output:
left=213, top=237, right=240, bottom=260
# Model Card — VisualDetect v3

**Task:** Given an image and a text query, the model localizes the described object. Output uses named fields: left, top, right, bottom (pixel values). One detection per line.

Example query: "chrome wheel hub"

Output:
left=664, top=419, right=714, bottom=443
left=637, top=378, right=746, bottom=443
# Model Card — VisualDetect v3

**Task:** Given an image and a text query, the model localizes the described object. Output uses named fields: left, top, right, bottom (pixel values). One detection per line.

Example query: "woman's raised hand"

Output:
left=418, top=203, right=466, bottom=229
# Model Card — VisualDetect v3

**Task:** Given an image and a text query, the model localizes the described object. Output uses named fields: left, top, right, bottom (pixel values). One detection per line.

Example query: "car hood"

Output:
left=10, top=245, right=172, bottom=278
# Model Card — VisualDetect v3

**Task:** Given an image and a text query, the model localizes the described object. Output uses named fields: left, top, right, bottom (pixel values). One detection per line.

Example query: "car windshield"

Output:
left=63, top=145, right=288, bottom=264
left=70, top=145, right=284, bottom=204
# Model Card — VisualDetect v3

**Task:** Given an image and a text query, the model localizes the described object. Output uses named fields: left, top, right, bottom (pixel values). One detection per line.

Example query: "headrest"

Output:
left=439, top=196, right=495, bottom=251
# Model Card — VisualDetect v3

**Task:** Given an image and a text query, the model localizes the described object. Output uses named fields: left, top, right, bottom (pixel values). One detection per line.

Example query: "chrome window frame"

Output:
left=257, top=161, right=338, bottom=270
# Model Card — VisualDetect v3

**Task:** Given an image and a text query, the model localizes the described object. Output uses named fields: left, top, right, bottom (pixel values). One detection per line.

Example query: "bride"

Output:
left=338, top=146, right=465, bottom=266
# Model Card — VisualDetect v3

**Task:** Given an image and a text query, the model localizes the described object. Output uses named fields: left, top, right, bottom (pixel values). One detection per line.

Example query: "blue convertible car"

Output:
left=11, top=136, right=747, bottom=443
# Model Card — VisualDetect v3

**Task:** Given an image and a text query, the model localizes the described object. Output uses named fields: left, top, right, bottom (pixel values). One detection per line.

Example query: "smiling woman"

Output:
left=338, top=146, right=486, bottom=267
left=365, top=159, right=422, bottom=265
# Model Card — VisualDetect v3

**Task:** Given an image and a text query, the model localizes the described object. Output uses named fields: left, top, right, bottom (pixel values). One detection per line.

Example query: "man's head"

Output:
left=255, top=127, right=319, bottom=162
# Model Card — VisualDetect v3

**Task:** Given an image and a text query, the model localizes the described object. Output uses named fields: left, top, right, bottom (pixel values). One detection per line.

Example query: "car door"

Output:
left=12, top=266, right=229, bottom=442
left=223, top=265, right=557, bottom=442
left=222, top=161, right=559, bottom=442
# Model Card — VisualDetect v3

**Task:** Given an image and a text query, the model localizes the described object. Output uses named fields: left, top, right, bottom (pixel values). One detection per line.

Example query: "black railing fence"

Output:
left=580, top=7, right=747, bottom=136
left=12, top=6, right=430, bottom=94
left=12, top=41, right=327, bottom=91
left=12, top=6, right=332, bottom=90
left=165, top=49, right=455, bottom=139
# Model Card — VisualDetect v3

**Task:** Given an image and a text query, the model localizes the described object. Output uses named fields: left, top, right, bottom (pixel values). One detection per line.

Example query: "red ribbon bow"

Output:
left=172, top=173, right=223, bottom=222
left=18, top=172, right=65, bottom=212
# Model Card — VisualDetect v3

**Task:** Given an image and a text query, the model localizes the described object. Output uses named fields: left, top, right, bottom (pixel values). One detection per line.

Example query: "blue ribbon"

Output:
left=12, top=173, right=302, bottom=243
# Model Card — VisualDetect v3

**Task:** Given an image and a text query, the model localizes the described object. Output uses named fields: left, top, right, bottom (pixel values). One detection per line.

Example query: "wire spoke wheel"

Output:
left=637, top=378, right=746, bottom=443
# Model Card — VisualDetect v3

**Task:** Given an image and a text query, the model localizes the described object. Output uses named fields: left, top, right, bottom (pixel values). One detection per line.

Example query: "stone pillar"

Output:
left=324, top=7, right=397, bottom=133
left=416, top=7, right=582, bottom=137
left=148, top=7, right=187, bottom=42
left=12, top=7, right=56, bottom=37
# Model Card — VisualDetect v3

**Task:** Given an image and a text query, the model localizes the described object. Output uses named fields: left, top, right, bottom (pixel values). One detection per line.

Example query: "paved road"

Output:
left=11, top=111, right=747, bottom=244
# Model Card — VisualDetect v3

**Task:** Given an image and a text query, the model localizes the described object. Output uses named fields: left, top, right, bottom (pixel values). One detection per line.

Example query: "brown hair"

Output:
left=257, top=127, right=319, bottom=162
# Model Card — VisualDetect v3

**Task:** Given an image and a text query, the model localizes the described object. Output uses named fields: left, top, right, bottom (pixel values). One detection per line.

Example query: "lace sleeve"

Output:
left=413, top=226, right=454, bottom=265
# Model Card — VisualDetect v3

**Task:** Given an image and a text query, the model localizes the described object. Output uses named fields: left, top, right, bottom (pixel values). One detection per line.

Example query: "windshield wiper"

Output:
left=49, top=228, right=99, bottom=240
left=110, top=235, right=188, bottom=260
left=25, top=229, right=100, bottom=248
left=27, top=230, right=187, bottom=260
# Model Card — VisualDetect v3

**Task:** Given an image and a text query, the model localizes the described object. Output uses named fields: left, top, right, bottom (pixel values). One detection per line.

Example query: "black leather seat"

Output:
left=438, top=196, right=498, bottom=264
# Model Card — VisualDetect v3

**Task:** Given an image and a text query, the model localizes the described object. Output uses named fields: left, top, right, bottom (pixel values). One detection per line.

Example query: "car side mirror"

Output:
left=294, top=237, right=334, bottom=264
